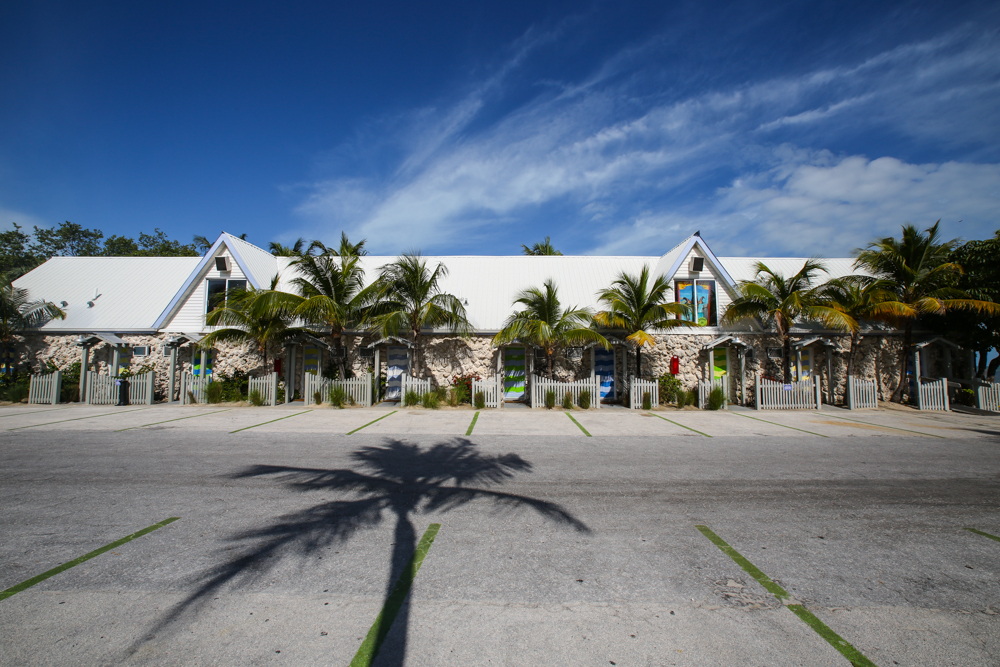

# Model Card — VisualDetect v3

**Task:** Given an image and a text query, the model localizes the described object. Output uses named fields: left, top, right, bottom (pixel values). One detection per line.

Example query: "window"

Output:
left=206, top=279, right=248, bottom=314
left=675, top=279, right=717, bottom=326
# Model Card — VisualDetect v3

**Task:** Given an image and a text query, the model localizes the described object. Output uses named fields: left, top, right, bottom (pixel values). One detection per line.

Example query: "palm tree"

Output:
left=200, top=277, right=311, bottom=373
left=821, top=278, right=906, bottom=379
left=521, top=237, right=563, bottom=256
left=0, top=272, right=65, bottom=344
left=594, top=265, right=692, bottom=378
left=493, top=279, right=608, bottom=379
left=854, top=221, right=1000, bottom=401
left=371, top=253, right=471, bottom=377
left=721, top=260, right=844, bottom=383
left=268, top=238, right=309, bottom=256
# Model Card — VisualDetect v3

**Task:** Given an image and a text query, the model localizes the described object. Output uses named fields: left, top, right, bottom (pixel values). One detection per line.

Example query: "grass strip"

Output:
left=465, top=411, right=480, bottom=436
left=566, top=413, right=591, bottom=437
left=695, top=525, right=878, bottom=667
left=819, top=412, right=943, bottom=439
left=8, top=407, right=151, bottom=431
left=0, top=407, right=67, bottom=419
left=964, top=527, right=1000, bottom=543
left=349, top=523, right=441, bottom=667
left=117, top=408, right=231, bottom=431
left=731, top=411, right=827, bottom=437
left=648, top=413, right=711, bottom=437
left=0, top=517, right=180, bottom=602
left=347, top=410, right=397, bottom=435
left=229, top=410, right=311, bottom=433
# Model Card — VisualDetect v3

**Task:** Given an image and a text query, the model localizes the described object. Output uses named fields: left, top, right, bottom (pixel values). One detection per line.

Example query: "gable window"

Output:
left=206, top=279, right=248, bottom=314
left=675, top=279, right=717, bottom=326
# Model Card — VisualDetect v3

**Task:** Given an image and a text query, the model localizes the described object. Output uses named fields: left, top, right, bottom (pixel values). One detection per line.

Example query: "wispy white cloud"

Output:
left=0, top=207, right=49, bottom=232
left=285, top=24, right=1000, bottom=256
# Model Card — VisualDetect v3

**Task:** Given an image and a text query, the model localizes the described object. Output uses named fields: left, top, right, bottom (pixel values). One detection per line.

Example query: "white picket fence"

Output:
left=629, top=377, right=659, bottom=410
left=917, top=378, right=949, bottom=411
left=29, top=371, right=61, bottom=405
left=847, top=376, right=878, bottom=410
left=304, top=372, right=373, bottom=407
left=755, top=374, right=821, bottom=410
left=180, top=372, right=211, bottom=405
left=85, top=370, right=155, bottom=405
left=529, top=375, right=601, bottom=409
left=400, top=375, right=432, bottom=400
left=248, top=373, right=279, bottom=407
left=698, top=375, right=728, bottom=410
left=977, top=382, right=1000, bottom=412
left=471, top=374, right=503, bottom=408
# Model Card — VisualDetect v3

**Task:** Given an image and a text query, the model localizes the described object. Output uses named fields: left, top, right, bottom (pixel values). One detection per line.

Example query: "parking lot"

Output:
left=1, top=402, right=999, bottom=666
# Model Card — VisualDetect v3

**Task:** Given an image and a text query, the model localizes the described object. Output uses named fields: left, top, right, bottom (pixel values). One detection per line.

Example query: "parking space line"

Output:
left=349, top=523, right=441, bottom=667
left=347, top=410, right=397, bottom=435
left=731, top=411, right=828, bottom=437
left=8, top=407, right=152, bottom=430
left=0, top=517, right=180, bottom=602
left=648, top=413, right=711, bottom=437
left=465, top=411, right=480, bottom=436
left=695, top=525, right=877, bottom=667
left=117, top=409, right=232, bottom=431
left=0, top=407, right=68, bottom=419
left=964, top=527, right=1000, bottom=543
left=229, top=410, right=311, bottom=433
left=566, top=413, right=591, bottom=436
left=818, top=412, right=944, bottom=438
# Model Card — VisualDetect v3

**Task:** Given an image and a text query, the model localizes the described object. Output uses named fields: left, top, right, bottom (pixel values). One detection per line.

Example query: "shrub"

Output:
left=658, top=375, right=682, bottom=404
left=248, top=389, right=263, bottom=406
left=955, top=388, right=975, bottom=407
left=562, top=391, right=573, bottom=410
left=545, top=389, right=556, bottom=409
left=8, top=381, right=29, bottom=403
left=708, top=387, right=725, bottom=410
left=676, top=390, right=688, bottom=408
left=474, top=391, right=485, bottom=409
left=578, top=389, right=591, bottom=410
left=404, top=389, right=421, bottom=407
left=205, top=382, right=224, bottom=404
left=421, top=391, right=440, bottom=409
left=451, top=373, right=481, bottom=402
left=276, top=385, right=286, bottom=404
left=313, top=390, right=323, bottom=405
left=329, top=385, right=347, bottom=408
left=689, top=390, right=699, bottom=408
left=453, top=383, right=469, bottom=405
left=434, top=385, right=448, bottom=402
left=214, top=370, right=249, bottom=402
left=642, top=391, right=652, bottom=411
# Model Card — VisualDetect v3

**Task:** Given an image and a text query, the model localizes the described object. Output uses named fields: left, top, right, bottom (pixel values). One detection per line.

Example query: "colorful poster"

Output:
left=504, top=348, right=526, bottom=400
left=675, top=281, right=694, bottom=321
left=303, top=347, right=320, bottom=375
left=593, top=348, right=615, bottom=400
left=713, top=348, right=728, bottom=379
left=694, top=280, right=716, bottom=326
left=386, top=346, right=408, bottom=400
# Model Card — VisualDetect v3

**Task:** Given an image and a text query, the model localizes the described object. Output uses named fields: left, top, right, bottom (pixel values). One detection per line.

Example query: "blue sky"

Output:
left=2, top=0, right=998, bottom=257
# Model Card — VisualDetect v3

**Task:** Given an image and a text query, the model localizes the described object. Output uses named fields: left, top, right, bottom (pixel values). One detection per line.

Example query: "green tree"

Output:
left=200, top=277, right=311, bottom=373
left=721, top=260, right=843, bottom=383
left=493, top=279, right=608, bottom=379
left=371, top=253, right=471, bottom=377
left=821, top=278, right=908, bottom=378
left=103, top=229, right=199, bottom=257
left=0, top=272, right=65, bottom=344
left=0, top=224, right=42, bottom=277
left=32, top=221, right=104, bottom=257
left=268, top=238, right=309, bottom=256
left=855, top=222, right=1000, bottom=400
left=594, top=265, right=691, bottom=378
left=941, top=230, right=1000, bottom=378
left=521, top=237, right=563, bottom=256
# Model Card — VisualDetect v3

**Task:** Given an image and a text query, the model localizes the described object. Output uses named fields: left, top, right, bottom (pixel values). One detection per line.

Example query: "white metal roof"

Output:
left=13, top=256, right=201, bottom=332
left=719, top=257, right=862, bottom=283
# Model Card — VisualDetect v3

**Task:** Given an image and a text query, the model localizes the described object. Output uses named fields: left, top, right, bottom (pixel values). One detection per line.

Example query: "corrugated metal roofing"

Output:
left=720, top=257, right=862, bottom=283
left=13, top=256, right=202, bottom=332
left=224, top=233, right=281, bottom=288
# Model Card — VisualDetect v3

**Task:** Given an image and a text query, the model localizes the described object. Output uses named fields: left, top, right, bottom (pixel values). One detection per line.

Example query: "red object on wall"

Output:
left=670, top=356, right=680, bottom=375
left=274, top=359, right=282, bottom=375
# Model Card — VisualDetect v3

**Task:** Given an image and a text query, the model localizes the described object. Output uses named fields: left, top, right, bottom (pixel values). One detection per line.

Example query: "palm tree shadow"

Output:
left=128, top=438, right=589, bottom=665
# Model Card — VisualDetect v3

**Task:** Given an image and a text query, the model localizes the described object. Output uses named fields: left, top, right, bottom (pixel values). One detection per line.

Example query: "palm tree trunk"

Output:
left=635, top=346, right=641, bottom=379
left=332, top=331, right=347, bottom=380
left=782, top=335, right=792, bottom=383
left=846, top=332, right=859, bottom=379
left=893, top=324, right=913, bottom=403
left=547, top=351, right=553, bottom=380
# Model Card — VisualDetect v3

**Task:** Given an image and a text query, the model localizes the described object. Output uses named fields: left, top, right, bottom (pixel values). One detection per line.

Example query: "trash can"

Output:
left=116, top=378, right=131, bottom=406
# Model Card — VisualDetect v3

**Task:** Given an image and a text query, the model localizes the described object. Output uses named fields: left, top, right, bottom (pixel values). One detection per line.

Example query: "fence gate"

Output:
left=304, top=372, right=373, bottom=407
left=917, top=378, right=949, bottom=411
left=29, top=371, right=61, bottom=405
left=978, top=382, right=1000, bottom=412
left=471, top=374, right=503, bottom=408
left=847, top=376, right=878, bottom=410
left=180, top=372, right=211, bottom=405
left=530, top=375, right=600, bottom=409
left=698, top=375, right=728, bottom=409
left=755, top=374, right=820, bottom=410
left=629, top=377, right=658, bottom=410
left=248, top=373, right=279, bottom=406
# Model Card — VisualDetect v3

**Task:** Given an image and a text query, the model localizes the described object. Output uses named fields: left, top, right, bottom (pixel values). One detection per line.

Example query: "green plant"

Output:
left=313, top=390, right=323, bottom=405
left=205, top=382, right=224, bottom=404
left=708, top=387, right=725, bottom=410
left=658, top=375, right=682, bottom=404
left=642, top=391, right=652, bottom=410
left=451, top=383, right=468, bottom=406
left=955, top=387, right=975, bottom=406
left=434, top=385, right=448, bottom=401
left=329, top=385, right=347, bottom=408
left=545, top=389, right=556, bottom=409
left=8, top=381, right=29, bottom=403
left=404, top=389, right=420, bottom=407
left=562, top=391, right=573, bottom=410
left=188, top=390, right=198, bottom=404
left=474, top=391, right=485, bottom=409
left=451, top=373, right=480, bottom=402
left=276, top=385, right=286, bottom=403
left=676, top=390, right=688, bottom=408
left=578, top=389, right=591, bottom=409
left=249, top=389, right=263, bottom=406
left=689, top=390, right=699, bottom=408
left=421, top=391, right=440, bottom=409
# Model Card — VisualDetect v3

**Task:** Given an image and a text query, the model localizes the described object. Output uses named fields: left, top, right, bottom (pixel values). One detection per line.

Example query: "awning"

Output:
left=701, top=335, right=750, bottom=351
left=792, top=336, right=835, bottom=349
left=94, top=332, right=127, bottom=346
left=914, top=336, right=961, bottom=350
left=364, top=335, right=414, bottom=349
